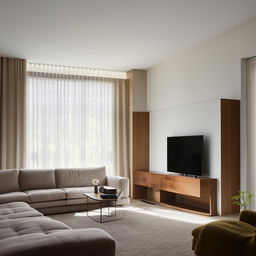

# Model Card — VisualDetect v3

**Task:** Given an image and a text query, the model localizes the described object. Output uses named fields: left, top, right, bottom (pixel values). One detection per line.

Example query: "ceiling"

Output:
left=1, top=0, right=256, bottom=71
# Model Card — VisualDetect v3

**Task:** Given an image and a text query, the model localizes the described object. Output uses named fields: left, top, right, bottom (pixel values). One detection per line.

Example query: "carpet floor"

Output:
left=51, top=200, right=228, bottom=256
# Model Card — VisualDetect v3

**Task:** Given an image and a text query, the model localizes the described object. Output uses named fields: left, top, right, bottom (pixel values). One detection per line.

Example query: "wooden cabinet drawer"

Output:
left=150, top=173, right=161, bottom=189
left=134, top=171, right=151, bottom=187
left=160, top=175, right=201, bottom=197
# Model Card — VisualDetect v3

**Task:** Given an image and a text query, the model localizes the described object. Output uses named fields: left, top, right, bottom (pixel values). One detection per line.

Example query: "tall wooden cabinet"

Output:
left=220, top=99, right=240, bottom=215
left=132, top=99, right=240, bottom=216
left=132, top=112, right=149, bottom=199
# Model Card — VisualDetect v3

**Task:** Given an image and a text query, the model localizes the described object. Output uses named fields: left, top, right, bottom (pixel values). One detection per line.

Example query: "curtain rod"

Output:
left=27, top=62, right=128, bottom=79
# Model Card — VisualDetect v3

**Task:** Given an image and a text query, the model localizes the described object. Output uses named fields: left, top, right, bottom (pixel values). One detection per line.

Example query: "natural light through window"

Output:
left=26, top=72, right=114, bottom=171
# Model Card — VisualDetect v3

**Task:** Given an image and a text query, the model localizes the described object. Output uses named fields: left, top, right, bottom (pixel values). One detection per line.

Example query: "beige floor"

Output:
left=51, top=200, right=237, bottom=256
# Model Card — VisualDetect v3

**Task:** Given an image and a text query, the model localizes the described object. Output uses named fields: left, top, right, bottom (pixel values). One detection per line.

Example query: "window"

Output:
left=26, top=72, right=114, bottom=172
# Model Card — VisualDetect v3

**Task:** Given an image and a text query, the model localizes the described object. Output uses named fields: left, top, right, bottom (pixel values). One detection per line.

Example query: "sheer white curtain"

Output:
left=26, top=72, right=119, bottom=174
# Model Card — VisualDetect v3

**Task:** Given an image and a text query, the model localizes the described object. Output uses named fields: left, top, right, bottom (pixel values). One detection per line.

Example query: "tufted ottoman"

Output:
left=0, top=202, right=116, bottom=256
left=0, top=202, right=43, bottom=220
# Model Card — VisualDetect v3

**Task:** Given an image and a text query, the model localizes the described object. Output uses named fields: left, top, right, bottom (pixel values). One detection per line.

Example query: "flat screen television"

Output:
left=167, top=135, right=203, bottom=176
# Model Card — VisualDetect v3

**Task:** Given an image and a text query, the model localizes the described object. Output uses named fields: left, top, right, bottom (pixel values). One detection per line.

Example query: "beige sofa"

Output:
left=0, top=201, right=115, bottom=256
left=0, top=167, right=130, bottom=214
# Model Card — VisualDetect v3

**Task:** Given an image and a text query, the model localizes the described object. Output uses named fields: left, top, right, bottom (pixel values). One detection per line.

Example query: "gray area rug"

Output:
left=51, top=200, right=222, bottom=256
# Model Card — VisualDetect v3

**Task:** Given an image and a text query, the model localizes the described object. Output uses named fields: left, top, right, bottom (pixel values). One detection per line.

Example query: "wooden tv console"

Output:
left=134, top=170, right=217, bottom=216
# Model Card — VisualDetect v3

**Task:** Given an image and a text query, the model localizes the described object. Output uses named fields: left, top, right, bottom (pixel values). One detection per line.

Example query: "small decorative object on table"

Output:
left=92, top=179, right=100, bottom=193
left=102, top=186, right=117, bottom=194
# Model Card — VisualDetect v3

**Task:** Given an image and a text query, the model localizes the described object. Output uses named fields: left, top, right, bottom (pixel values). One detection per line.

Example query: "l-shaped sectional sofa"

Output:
left=0, top=167, right=130, bottom=256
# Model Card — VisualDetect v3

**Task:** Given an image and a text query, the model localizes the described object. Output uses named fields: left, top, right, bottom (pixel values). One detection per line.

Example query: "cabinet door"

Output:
left=160, top=175, right=201, bottom=197
left=134, top=171, right=151, bottom=187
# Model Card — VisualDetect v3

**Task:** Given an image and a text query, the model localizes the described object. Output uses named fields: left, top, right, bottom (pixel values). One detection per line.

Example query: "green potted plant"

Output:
left=232, top=191, right=253, bottom=210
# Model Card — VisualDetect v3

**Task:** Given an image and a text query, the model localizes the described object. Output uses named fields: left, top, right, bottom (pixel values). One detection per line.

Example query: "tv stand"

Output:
left=133, top=170, right=217, bottom=216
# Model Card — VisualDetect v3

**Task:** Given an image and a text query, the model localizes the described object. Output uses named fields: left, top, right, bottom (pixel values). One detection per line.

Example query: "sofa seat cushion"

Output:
left=0, top=216, right=70, bottom=240
left=0, top=202, right=42, bottom=220
left=26, top=189, right=65, bottom=203
left=19, top=169, right=56, bottom=191
left=0, top=228, right=115, bottom=256
left=30, top=200, right=66, bottom=209
left=55, top=167, right=106, bottom=188
left=0, top=169, right=19, bottom=194
left=0, top=192, right=28, bottom=204
left=62, top=187, right=94, bottom=199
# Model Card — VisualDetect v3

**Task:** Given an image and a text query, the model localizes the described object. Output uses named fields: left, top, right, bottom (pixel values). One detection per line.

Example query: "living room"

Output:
left=1, top=1, right=256, bottom=256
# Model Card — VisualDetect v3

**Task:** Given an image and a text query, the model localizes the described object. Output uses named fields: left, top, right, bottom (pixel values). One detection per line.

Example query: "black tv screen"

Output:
left=167, top=135, right=203, bottom=176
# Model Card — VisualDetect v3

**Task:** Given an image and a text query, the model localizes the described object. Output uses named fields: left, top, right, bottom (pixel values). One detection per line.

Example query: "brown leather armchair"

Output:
left=192, top=210, right=256, bottom=256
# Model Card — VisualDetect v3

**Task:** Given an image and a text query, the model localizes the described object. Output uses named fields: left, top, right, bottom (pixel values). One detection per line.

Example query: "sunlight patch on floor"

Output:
left=75, top=208, right=117, bottom=217
left=116, top=205, right=219, bottom=224
left=74, top=203, right=221, bottom=224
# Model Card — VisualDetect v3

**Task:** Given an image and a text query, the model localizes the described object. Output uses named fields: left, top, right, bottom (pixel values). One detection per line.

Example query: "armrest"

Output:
left=106, top=176, right=129, bottom=197
left=239, top=210, right=256, bottom=226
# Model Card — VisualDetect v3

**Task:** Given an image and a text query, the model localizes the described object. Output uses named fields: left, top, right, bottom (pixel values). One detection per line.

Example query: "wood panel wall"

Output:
left=132, top=112, right=149, bottom=198
left=221, top=99, right=240, bottom=215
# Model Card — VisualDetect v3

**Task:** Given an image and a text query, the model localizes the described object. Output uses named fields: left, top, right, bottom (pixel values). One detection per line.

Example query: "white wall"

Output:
left=150, top=99, right=221, bottom=214
left=148, top=18, right=256, bottom=111
left=147, top=17, right=256, bottom=212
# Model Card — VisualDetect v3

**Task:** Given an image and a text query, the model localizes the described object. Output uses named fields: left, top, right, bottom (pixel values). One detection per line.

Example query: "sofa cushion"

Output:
left=19, top=169, right=56, bottom=191
left=0, top=192, right=29, bottom=204
left=62, top=187, right=94, bottom=199
left=0, top=169, right=19, bottom=194
left=0, top=228, right=116, bottom=256
left=30, top=200, right=66, bottom=209
left=0, top=202, right=43, bottom=220
left=0, top=216, right=70, bottom=240
left=25, top=189, right=65, bottom=203
left=55, top=167, right=106, bottom=188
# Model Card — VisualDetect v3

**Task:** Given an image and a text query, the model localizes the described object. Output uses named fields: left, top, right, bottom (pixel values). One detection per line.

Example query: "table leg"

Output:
left=100, top=202, right=102, bottom=223
left=86, top=196, right=88, bottom=216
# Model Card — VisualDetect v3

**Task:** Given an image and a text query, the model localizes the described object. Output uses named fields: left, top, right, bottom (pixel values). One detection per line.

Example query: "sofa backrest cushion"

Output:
left=0, top=169, right=20, bottom=194
left=55, top=167, right=106, bottom=188
left=19, top=169, right=56, bottom=191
